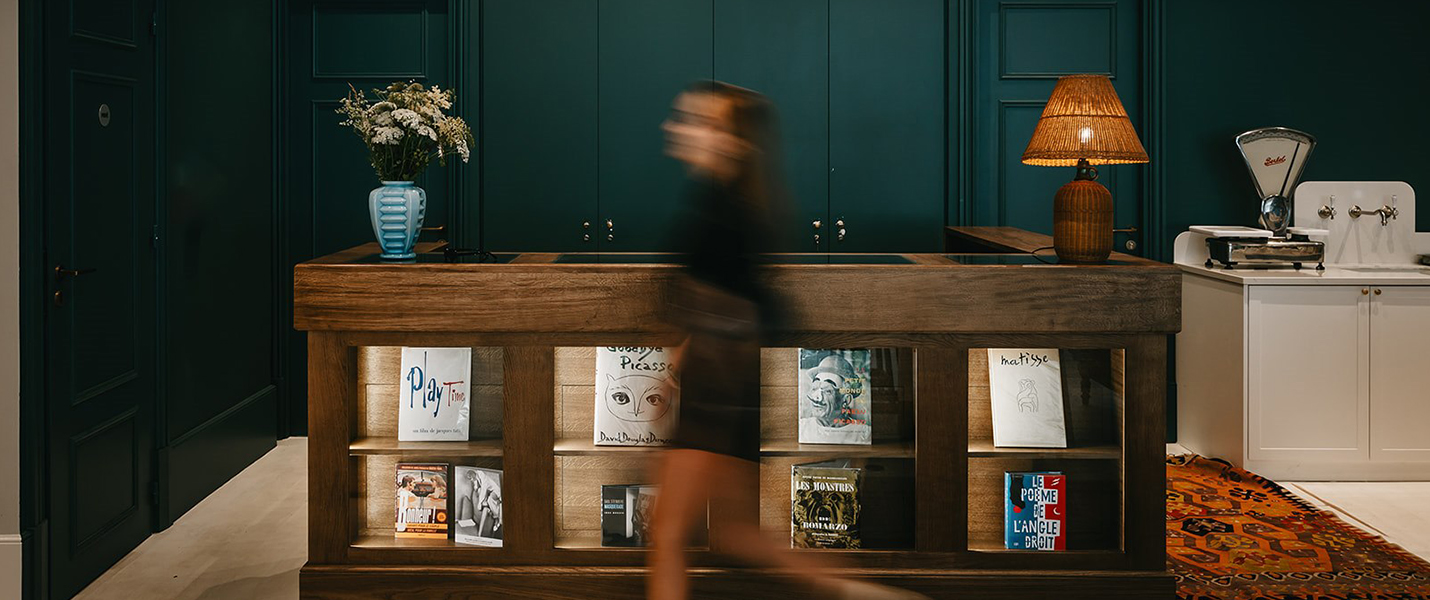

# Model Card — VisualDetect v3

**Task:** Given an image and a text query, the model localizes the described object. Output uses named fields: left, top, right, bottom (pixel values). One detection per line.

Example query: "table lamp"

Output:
left=1021, top=74, right=1148, bottom=263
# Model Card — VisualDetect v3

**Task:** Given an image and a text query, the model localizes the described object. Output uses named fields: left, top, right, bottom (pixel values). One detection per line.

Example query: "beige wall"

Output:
left=2, top=0, right=22, bottom=595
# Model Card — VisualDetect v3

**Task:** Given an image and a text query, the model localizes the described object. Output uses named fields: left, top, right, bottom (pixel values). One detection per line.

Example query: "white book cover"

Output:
left=397, top=347, right=472, bottom=441
left=594, top=347, right=679, bottom=446
left=987, top=349, right=1067, bottom=448
left=453, top=466, right=503, bottom=547
left=797, top=349, right=873, bottom=445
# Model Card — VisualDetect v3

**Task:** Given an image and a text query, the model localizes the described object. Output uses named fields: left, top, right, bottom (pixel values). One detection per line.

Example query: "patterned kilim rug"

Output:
left=1167, top=454, right=1430, bottom=600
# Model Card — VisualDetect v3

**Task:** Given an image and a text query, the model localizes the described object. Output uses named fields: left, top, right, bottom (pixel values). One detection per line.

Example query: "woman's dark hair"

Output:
left=685, top=80, right=790, bottom=232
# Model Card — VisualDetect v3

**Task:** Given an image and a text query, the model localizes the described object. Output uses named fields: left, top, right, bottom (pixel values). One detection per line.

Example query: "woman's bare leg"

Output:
left=648, top=449, right=714, bottom=600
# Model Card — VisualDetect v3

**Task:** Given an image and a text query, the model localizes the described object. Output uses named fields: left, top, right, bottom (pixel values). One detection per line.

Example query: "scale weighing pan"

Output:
left=1235, top=127, right=1316, bottom=236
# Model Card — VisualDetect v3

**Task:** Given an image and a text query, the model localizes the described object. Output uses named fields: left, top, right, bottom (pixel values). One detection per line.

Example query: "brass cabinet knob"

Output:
left=812, top=220, right=821, bottom=230
left=1374, top=288, right=1383, bottom=295
left=606, top=219, right=614, bottom=230
left=1362, top=288, right=1370, bottom=295
left=835, top=218, right=845, bottom=228
left=607, top=234, right=614, bottom=241
left=582, top=221, right=590, bottom=229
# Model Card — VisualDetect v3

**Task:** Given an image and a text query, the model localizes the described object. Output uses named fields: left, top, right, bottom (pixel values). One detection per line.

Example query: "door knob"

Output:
left=835, top=218, right=845, bottom=228
left=812, top=220, right=821, bottom=230
left=837, top=228, right=846, bottom=242
left=1374, top=288, right=1383, bottom=296
left=55, top=265, right=97, bottom=280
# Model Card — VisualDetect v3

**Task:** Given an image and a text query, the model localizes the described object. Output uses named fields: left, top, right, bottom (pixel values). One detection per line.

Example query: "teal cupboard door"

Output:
left=482, top=0, right=597, bottom=252
left=715, top=0, right=829, bottom=252
left=972, top=0, right=1143, bottom=251
left=829, top=0, right=945, bottom=252
left=598, top=0, right=713, bottom=251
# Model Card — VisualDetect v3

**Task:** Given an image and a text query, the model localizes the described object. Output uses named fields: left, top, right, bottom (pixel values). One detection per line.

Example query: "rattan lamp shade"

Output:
left=1021, top=75, right=1148, bottom=166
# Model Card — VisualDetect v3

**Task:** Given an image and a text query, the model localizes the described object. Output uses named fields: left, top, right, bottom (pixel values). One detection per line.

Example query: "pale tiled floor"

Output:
left=71, top=440, right=1427, bottom=599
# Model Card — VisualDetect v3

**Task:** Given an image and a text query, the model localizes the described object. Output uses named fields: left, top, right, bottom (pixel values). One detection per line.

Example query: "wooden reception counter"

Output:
left=294, top=236, right=1180, bottom=599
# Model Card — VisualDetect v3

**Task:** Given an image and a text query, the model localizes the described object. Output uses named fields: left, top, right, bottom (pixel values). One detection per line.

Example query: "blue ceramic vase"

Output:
left=368, top=181, right=426, bottom=260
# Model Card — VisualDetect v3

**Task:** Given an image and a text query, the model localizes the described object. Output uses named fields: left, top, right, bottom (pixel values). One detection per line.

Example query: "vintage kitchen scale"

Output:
left=1201, top=127, right=1327, bottom=270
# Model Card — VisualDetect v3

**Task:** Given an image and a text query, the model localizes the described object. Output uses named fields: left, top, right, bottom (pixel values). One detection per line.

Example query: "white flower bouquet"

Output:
left=337, top=81, right=473, bottom=182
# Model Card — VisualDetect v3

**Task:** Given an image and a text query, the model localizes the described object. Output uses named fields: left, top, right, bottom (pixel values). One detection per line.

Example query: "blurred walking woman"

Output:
left=651, top=81, right=923, bottom=600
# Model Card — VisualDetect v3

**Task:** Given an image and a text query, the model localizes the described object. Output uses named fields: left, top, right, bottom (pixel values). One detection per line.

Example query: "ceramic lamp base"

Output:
left=1052, top=178, right=1113, bottom=264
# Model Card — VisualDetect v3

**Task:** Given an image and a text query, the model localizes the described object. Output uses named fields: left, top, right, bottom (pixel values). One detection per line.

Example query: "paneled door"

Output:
left=44, top=0, right=158, bottom=596
left=973, top=0, right=1144, bottom=253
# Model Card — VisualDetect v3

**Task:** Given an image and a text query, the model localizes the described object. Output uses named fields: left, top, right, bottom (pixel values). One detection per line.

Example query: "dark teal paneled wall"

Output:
left=162, top=0, right=277, bottom=521
left=1158, top=0, right=1430, bottom=259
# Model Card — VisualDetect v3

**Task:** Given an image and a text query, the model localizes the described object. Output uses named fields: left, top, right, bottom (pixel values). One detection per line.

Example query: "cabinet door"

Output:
left=1369, top=286, right=1430, bottom=461
left=482, top=0, right=597, bottom=252
left=1247, top=286, right=1369, bottom=462
left=829, top=0, right=944, bottom=252
left=715, top=0, right=828, bottom=252
left=598, top=0, right=713, bottom=251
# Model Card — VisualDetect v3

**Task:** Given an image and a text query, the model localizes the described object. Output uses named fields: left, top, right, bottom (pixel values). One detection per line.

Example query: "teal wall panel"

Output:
left=973, top=0, right=1144, bottom=252
left=1000, top=3, right=1115, bottom=77
left=284, top=0, right=452, bottom=435
left=163, top=0, right=277, bottom=520
left=313, top=5, right=428, bottom=77
left=714, top=0, right=829, bottom=251
left=830, top=0, right=945, bottom=252
left=481, top=0, right=597, bottom=252
left=1157, top=0, right=1430, bottom=259
left=598, top=0, right=713, bottom=251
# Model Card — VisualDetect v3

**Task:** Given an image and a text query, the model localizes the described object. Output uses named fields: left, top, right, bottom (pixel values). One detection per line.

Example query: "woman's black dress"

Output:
left=667, top=177, right=779, bottom=463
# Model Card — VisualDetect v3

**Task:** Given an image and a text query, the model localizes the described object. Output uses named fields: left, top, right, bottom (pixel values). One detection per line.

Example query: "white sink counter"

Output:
left=1177, top=262, right=1430, bottom=286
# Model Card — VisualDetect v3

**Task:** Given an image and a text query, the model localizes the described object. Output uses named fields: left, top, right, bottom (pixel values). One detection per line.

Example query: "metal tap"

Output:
left=1348, top=204, right=1399, bottom=225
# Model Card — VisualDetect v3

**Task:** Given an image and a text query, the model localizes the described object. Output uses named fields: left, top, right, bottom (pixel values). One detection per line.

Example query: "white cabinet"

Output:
left=1178, top=277, right=1430, bottom=480
left=1246, top=286, right=1369, bottom=463
left=1369, top=286, right=1430, bottom=461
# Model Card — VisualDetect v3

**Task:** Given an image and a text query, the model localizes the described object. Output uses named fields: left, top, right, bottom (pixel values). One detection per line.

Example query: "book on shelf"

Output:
left=797, top=349, right=872, bottom=445
left=601, top=484, right=658, bottom=547
left=397, top=347, right=472, bottom=441
left=1005, top=471, right=1066, bottom=551
left=791, top=459, right=862, bottom=549
left=395, top=463, right=449, bottom=539
left=594, top=347, right=679, bottom=446
left=453, top=466, right=502, bottom=547
left=987, top=349, right=1067, bottom=448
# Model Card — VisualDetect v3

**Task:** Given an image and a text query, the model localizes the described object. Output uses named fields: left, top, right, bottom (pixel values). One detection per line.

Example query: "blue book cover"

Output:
left=1004, top=471, right=1066, bottom=551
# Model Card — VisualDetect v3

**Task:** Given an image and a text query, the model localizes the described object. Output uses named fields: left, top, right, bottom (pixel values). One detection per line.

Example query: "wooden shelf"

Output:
left=967, top=442, right=1119, bottom=460
left=553, top=438, right=665, bottom=456
left=554, top=534, right=708, bottom=551
left=759, top=440, right=915, bottom=458
left=353, top=533, right=502, bottom=550
left=349, top=437, right=504, bottom=457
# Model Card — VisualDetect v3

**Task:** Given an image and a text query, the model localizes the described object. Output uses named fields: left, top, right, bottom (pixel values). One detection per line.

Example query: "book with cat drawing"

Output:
left=987, top=349, right=1066, bottom=448
left=397, top=347, right=472, bottom=441
left=797, top=349, right=872, bottom=445
left=594, top=347, right=679, bottom=446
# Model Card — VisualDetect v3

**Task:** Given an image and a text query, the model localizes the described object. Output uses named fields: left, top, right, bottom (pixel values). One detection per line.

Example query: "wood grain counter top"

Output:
left=294, top=242, right=1179, bottom=334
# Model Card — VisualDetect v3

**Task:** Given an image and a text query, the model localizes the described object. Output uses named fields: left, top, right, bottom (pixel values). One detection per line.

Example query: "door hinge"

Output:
left=151, top=224, right=160, bottom=248
left=150, top=480, right=160, bottom=506
left=150, top=11, right=158, bottom=36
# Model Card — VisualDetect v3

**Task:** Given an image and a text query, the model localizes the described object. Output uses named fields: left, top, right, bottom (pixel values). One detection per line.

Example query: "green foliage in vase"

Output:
left=337, top=81, right=474, bottom=182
